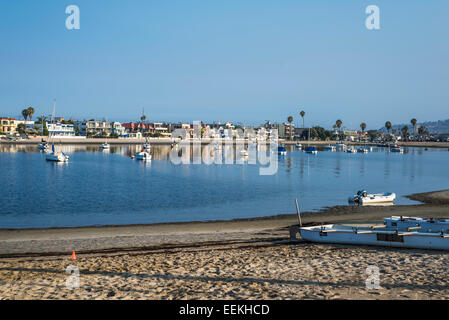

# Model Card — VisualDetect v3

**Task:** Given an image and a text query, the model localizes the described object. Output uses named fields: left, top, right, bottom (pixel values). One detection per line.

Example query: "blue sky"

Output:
left=0, top=0, right=448, bottom=130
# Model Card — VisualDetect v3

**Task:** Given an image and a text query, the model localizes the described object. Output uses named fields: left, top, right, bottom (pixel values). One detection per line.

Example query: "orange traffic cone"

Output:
left=71, top=250, right=76, bottom=260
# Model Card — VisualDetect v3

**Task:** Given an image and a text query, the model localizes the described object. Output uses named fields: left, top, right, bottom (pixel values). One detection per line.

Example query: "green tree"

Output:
left=17, top=123, right=26, bottom=134
left=401, top=126, right=409, bottom=141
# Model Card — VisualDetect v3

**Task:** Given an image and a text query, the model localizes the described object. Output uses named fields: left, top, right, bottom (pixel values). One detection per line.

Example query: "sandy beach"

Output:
left=1, top=190, right=449, bottom=300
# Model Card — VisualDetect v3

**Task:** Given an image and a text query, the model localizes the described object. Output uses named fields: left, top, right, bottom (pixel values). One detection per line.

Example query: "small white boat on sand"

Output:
left=348, top=190, right=396, bottom=205
left=45, top=144, right=69, bottom=162
left=299, top=222, right=449, bottom=250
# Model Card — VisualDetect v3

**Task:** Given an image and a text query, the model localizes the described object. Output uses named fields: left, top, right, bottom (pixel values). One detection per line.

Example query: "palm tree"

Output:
left=27, top=106, right=35, bottom=121
left=360, top=123, right=367, bottom=133
left=287, top=116, right=293, bottom=140
left=410, top=118, right=417, bottom=136
left=360, top=122, right=367, bottom=141
left=418, top=125, right=427, bottom=140
left=335, top=120, right=342, bottom=140
left=139, top=114, right=146, bottom=133
left=385, top=121, right=392, bottom=141
left=300, top=110, right=305, bottom=129
left=22, top=109, right=29, bottom=122
left=401, top=126, right=409, bottom=141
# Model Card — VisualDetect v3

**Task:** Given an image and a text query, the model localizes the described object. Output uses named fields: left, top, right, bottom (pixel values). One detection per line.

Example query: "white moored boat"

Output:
left=323, top=145, right=336, bottom=151
left=135, top=147, right=152, bottom=161
left=99, top=143, right=110, bottom=150
left=299, top=223, right=449, bottom=250
left=45, top=144, right=69, bottom=162
left=348, top=190, right=396, bottom=205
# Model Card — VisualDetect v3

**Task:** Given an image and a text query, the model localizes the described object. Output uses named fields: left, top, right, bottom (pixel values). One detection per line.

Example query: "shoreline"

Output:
left=1, top=189, right=447, bottom=233
left=0, top=189, right=448, bottom=258
left=2, top=137, right=449, bottom=148
left=1, top=189, right=449, bottom=299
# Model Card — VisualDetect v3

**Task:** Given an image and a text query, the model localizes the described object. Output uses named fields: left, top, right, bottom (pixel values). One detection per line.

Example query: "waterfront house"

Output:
left=79, top=120, right=112, bottom=136
left=36, top=122, right=76, bottom=137
left=112, top=122, right=126, bottom=136
left=0, top=117, right=17, bottom=134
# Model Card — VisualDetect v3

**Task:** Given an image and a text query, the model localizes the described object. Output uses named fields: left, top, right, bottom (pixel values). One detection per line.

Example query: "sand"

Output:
left=1, top=189, right=449, bottom=300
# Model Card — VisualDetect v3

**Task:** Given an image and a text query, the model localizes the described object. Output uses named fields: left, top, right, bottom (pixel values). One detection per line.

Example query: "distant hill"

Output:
left=379, top=119, right=449, bottom=134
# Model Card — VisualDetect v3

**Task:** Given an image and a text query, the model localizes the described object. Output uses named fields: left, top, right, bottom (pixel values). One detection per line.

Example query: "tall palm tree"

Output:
left=360, top=122, right=367, bottom=141
left=410, top=118, right=417, bottom=136
left=287, top=116, right=293, bottom=140
left=334, top=120, right=342, bottom=140
left=300, top=110, right=305, bottom=129
left=385, top=121, right=392, bottom=134
left=22, top=109, right=29, bottom=122
left=360, top=123, right=366, bottom=133
left=27, top=106, right=35, bottom=121
left=139, top=114, right=146, bottom=133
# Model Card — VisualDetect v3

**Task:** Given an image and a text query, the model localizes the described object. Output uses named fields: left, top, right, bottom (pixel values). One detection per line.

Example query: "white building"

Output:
left=37, top=122, right=76, bottom=138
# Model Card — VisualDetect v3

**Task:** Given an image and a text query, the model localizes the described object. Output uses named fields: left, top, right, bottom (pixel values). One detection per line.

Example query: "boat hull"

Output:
left=46, top=153, right=68, bottom=162
left=300, top=225, right=449, bottom=250
left=135, top=152, right=152, bottom=160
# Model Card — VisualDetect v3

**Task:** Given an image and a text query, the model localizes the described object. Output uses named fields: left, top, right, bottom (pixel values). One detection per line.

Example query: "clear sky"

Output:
left=0, top=0, right=448, bottom=130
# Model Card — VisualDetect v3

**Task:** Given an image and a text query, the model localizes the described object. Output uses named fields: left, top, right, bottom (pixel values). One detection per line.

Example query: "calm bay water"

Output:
left=0, top=144, right=448, bottom=228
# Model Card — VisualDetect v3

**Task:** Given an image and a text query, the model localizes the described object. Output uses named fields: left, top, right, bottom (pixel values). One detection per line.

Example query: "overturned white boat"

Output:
left=348, top=190, right=396, bottom=205
left=300, top=223, right=449, bottom=250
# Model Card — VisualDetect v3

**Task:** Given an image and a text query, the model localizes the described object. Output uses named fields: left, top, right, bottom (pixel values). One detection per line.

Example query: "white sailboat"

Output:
left=46, top=144, right=69, bottom=162
left=45, top=100, right=69, bottom=162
